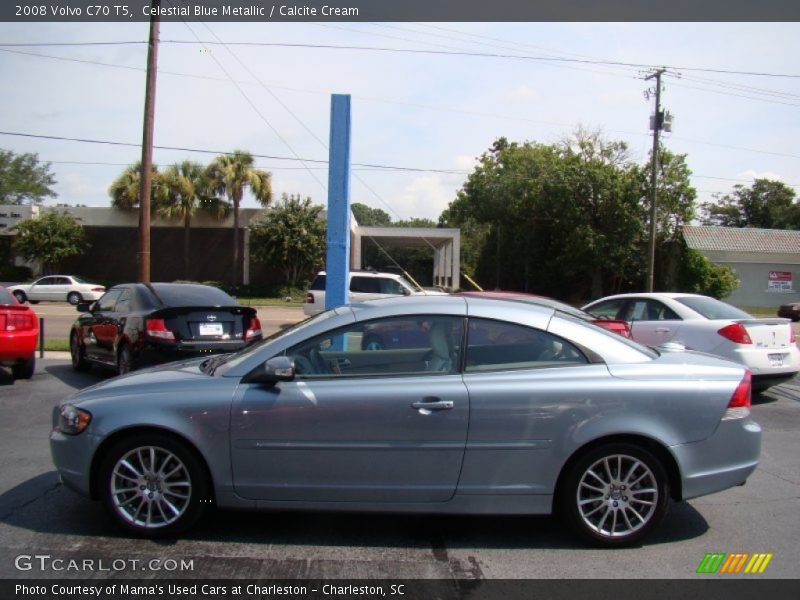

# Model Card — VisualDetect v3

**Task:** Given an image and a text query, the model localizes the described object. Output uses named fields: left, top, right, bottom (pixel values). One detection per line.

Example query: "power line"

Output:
left=3, top=38, right=800, bottom=78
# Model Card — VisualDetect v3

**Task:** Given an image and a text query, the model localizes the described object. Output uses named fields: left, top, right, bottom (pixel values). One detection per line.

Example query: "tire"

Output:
left=11, top=354, right=35, bottom=379
left=70, top=331, right=91, bottom=372
left=560, top=443, right=670, bottom=547
left=12, top=291, right=26, bottom=304
left=67, top=292, right=82, bottom=305
left=117, top=344, right=135, bottom=376
left=98, top=433, right=210, bottom=537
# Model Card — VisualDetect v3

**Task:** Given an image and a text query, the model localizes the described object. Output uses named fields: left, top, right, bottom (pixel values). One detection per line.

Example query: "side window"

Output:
left=646, top=301, right=681, bottom=321
left=283, top=315, right=464, bottom=378
left=55, top=277, right=71, bottom=285
left=465, top=318, right=587, bottom=373
left=36, top=277, right=55, bottom=286
left=114, top=289, right=132, bottom=314
left=622, top=300, right=648, bottom=322
left=350, top=276, right=380, bottom=293
left=378, top=278, right=406, bottom=294
left=96, top=290, right=123, bottom=312
left=587, top=300, right=625, bottom=320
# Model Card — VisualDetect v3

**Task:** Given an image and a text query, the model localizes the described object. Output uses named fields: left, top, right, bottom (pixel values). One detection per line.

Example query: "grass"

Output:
left=43, top=339, right=70, bottom=352
left=235, top=297, right=304, bottom=307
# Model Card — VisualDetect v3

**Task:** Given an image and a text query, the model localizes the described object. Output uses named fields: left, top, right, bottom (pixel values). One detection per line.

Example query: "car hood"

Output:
left=67, top=356, right=214, bottom=406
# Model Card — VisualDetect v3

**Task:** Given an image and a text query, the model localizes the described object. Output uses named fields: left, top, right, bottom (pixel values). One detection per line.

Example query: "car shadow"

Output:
left=0, top=473, right=709, bottom=551
left=43, top=363, right=113, bottom=388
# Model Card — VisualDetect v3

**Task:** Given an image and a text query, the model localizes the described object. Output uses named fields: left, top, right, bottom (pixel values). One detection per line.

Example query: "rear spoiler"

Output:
left=150, top=305, right=257, bottom=318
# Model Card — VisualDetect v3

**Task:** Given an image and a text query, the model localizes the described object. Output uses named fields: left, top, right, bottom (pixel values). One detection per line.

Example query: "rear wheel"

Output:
left=67, top=292, right=82, bottom=305
left=70, top=331, right=90, bottom=372
left=560, top=443, right=670, bottom=547
left=99, top=433, right=210, bottom=537
left=12, top=291, right=26, bottom=304
left=11, top=354, right=35, bottom=379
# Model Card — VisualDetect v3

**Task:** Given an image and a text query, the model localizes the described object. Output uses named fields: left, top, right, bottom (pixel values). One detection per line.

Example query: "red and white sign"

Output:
left=767, top=271, right=793, bottom=292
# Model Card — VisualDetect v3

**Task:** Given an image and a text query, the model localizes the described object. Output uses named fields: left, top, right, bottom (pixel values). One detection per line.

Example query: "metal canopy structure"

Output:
left=351, top=226, right=461, bottom=291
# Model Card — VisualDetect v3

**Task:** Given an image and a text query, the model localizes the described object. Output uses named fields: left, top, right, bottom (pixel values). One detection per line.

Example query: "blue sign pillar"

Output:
left=325, top=94, right=352, bottom=311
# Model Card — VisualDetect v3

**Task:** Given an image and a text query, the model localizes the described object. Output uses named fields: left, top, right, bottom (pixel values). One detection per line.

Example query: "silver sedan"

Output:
left=50, top=295, right=761, bottom=546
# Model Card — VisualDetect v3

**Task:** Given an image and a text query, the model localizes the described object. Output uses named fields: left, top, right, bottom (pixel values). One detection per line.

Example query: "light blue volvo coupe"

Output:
left=51, top=295, right=761, bottom=546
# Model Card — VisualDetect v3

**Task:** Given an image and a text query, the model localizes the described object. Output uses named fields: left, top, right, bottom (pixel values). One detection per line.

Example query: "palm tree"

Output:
left=206, top=150, right=272, bottom=286
left=109, top=162, right=166, bottom=211
left=159, top=161, right=230, bottom=279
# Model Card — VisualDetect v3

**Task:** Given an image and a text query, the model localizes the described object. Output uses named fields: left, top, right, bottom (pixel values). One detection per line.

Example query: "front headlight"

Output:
left=57, top=404, right=92, bottom=435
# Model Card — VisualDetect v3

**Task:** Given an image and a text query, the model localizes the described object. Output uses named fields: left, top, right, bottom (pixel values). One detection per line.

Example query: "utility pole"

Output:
left=644, top=68, right=665, bottom=293
left=137, top=0, right=160, bottom=283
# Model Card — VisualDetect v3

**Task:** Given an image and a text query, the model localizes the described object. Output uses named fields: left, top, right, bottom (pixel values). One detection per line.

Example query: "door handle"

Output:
left=411, top=399, right=454, bottom=411
left=655, top=327, right=671, bottom=333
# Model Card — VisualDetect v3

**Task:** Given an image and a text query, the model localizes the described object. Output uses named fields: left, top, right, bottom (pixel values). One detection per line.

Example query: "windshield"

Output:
left=210, top=309, right=342, bottom=374
left=676, top=296, right=751, bottom=320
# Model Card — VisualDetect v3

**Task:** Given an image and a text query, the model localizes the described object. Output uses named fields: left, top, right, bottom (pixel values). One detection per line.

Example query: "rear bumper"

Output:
left=722, top=344, right=800, bottom=378
left=671, top=416, right=761, bottom=501
left=0, top=330, right=38, bottom=363
left=136, top=340, right=250, bottom=366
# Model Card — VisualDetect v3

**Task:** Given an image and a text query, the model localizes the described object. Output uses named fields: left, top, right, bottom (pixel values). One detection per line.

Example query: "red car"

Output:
left=454, top=291, right=632, bottom=338
left=0, top=286, right=39, bottom=379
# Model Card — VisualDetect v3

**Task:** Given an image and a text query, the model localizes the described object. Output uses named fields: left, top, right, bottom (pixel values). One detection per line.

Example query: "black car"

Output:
left=778, top=302, right=800, bottom=322
left=69, top=283, right=262, bottom=375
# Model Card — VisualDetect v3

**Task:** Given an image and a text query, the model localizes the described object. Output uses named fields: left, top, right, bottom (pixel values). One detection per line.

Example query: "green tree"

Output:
left=678, top=245, right=739, bottom=299
left=0, top=149, right=57, bottom=205
left=159, top=161, right=229, bottom=279
left=249, top=194, right=326, bottom=288
left=207, top=150, right=272, bottom=286
left=700, top=178, right=799, bottom=229
left=351, top=203, right=392, bottom=226
left=12, top=211, right=87, bottom=273
left=640, top=147, right=697, bottom=240
left=108, top=162, right=166, bottom=211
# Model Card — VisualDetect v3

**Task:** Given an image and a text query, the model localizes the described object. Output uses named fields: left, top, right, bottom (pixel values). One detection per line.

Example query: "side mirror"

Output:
left=402, top=288, right=412, bottom=296
left=242, top=356, right=295, bottom=385
left=76, top=302, right=91, bottom=313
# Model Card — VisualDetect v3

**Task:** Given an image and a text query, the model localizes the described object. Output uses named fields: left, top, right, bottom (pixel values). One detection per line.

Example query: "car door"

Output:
left=28, top=277, right=56, bottom=301
left=230, top=314, right=469, bottom=503
left=625, top=299, right=683, bottom=346
left=81, top=289, right=124, bottom=364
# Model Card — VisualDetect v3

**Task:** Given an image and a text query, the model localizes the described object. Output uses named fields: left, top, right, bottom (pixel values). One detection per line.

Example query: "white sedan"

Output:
left=8, top=275, right=105, bottom=305
left=583, top=293, right=799, bottom=391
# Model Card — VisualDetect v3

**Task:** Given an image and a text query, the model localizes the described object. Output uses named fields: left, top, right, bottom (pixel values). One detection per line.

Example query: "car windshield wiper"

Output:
left=200, top=353, right=231, bottom=375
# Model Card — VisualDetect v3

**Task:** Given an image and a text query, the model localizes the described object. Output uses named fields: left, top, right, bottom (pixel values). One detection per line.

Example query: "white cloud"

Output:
left=392, top=175, right=462, bottom=221
left=734, top=170, right=785, bottom=183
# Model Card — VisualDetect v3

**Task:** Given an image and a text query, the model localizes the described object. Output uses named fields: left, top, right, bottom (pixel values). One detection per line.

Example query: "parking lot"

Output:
left=1, top=305, right=799, bottom=581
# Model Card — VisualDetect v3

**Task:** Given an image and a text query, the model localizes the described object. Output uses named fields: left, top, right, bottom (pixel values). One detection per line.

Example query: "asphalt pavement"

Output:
left=0, top=358, right=798, bottom=580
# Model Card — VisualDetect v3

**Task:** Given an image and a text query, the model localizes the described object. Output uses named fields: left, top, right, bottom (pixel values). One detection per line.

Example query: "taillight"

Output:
left=718, top=323, right=752, bottom=344
left=91, top=287, right=105, bottom=292
left=790, top=325, right=796, bottom=344
left=305, top=292, right=314, bottom=304
left=146, top=318, right=176, bottom=341
left=723, top=370, right=751, bottom=420
left=2, top=312, right=36, bottom=331
left=245, top=317, right=262, bottom=341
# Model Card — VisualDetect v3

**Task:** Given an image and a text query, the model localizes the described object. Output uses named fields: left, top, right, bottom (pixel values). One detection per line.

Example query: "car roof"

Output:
left=586, top=292, right=706, bottom=302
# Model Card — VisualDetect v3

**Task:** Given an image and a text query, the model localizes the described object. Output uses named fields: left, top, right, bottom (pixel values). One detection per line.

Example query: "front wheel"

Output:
left=560, top=443, right=670, bottom=547
left=99, top=434, right=210, bottom=537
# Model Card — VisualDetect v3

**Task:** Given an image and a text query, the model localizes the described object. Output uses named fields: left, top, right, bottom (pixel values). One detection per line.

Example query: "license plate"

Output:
left=199, top=323, right=223, bottom=336
left=768, top=353, right=784, bottom=367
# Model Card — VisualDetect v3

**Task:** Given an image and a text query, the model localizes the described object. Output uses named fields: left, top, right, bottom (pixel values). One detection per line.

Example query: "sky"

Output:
left=0, top=20, right=798, bottom=222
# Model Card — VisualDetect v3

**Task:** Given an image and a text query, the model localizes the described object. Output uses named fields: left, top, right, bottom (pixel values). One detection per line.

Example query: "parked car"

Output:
left=0, top=286, right=38, bottom=379
left=583, top=293, right=800, bottom=390
left=303, top=270, right=445, bottom=316
left=51, top=295, right=760, bottom=546
left=455, top=291, right=631, bottom=338
left=777, top=302, right=800, bottom=321
left=8, top=275, right=105, bottom=305
left=69, top=283, right=262, bottom=375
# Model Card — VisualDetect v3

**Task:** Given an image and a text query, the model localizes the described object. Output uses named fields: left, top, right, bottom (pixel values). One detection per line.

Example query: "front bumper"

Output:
left=671, top=416, right=761, bottom=501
